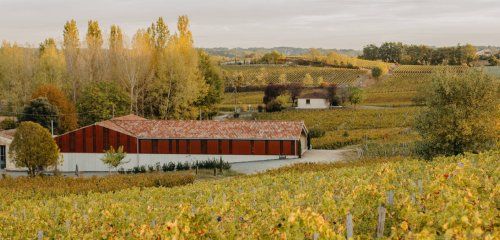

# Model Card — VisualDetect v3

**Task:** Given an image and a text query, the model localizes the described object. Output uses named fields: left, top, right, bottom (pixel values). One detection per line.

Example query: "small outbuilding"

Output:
left=297, top=90, right=331, bottom=109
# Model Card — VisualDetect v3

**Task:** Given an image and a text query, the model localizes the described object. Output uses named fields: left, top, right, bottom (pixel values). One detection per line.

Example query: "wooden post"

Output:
left=418, top=179, right=423, bottom=195
left=313, top=232, right=319, bottom=240
left=150, top=219, right=156, bottom=228
left=65, top=220, right=71, bottom=231
left=75, top=164, right=79, bottom=177
left=376, top=205, right=386, bottom=238
left=195, top=161, right=198, bottom=175
left=387, top=190, right=394, bottom=206
left=346, top=212, right=353, bottom=239
left=219, top=157, right=223, bottom=174
left=213, top=167, right=216, bottom=176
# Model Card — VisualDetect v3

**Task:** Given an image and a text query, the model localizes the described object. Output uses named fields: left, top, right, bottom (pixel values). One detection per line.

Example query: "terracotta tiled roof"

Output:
left=0, top=129, right=16, bottom=140
left=96, top=115, right=306, bottom=140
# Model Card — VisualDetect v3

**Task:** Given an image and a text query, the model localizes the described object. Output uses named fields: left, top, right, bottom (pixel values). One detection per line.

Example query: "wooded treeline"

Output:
left=361, top=42, right=477, bottom=66
left=0, top=16, right=223, bottom=131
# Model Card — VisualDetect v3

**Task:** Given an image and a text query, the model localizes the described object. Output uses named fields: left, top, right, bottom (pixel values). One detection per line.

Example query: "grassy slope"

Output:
left=1, top=151, right=497, bottom=238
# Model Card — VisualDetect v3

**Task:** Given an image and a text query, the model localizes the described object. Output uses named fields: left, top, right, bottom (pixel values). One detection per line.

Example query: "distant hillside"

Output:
left=203, top=47, right=361, bottom=58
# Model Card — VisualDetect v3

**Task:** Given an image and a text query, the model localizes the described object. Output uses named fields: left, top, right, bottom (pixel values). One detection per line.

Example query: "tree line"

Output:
left=361, top=42, right=477, bottom=66
left=0, top=16, right=223, bottom=133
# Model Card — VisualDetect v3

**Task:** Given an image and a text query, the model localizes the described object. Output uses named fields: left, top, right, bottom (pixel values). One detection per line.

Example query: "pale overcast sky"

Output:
left=0, top=0, right=499, bottom=49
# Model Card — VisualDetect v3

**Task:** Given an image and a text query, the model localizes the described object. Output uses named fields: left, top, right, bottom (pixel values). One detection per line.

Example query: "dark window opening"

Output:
left=201, top=140, right=207, bottom=154
left=250, top=140, right=255, bottom=154
left=229, top=140, right=233, bottom=154
left=218, top=140, right=222, bottom=154
left=306, top=99, right=311, bottom=104
left=103, top=129, right=109, bottom=150
left=70, top=132, right=76, bottom=152
left=0, top=145, right=6, bottom=169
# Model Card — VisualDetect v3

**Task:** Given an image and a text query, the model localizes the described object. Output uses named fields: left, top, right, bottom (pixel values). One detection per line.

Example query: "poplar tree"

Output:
left=63, top=19, right=80, bottom=102
left=36, top=38, right=66, bottom=89
left=109, top=25, right=124, bottom=82
left=86, top=20, right=104, bottom=82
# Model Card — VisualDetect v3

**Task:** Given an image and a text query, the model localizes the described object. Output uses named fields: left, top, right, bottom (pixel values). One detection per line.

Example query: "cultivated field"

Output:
left=255, top=107, right=420, bottom=154
left=222, top=65, right=368, bottom=87
left=0, top=151, right=497, bottom=238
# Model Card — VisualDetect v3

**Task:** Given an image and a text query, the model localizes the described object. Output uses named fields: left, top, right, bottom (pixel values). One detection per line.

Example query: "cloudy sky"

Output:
left=0, top=0, right=499, bottom=49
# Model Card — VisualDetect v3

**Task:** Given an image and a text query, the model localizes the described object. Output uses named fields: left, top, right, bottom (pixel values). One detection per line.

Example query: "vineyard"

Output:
left=367, top=65, right=469, bottom=93
left=255, top=107, right=420, bottom=152
left=0, top=151, right=497, bottom=238
left=222, top=65, right=368, bottom=87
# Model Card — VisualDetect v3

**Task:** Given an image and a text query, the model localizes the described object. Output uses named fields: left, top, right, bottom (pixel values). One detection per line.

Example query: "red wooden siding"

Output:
left=178, top=140, right=187, bottom=154
left=283, top=140, right=293, bottom=155
left=207, top=140, right=218, bottom=154
left=190, top=140, right=201, bottom=154
left=268, top=141, right=281, bottom=155
left=233, top=140, right=251, bottom=155
left=140, top=140, right=152, bottom=154
left=158, top=140, right=168, bottom=154
left=253, top=140, right=266, bottom=155
left=55, top=125, right=138, bottom=154
left=55, top=124, right=301, bottom=156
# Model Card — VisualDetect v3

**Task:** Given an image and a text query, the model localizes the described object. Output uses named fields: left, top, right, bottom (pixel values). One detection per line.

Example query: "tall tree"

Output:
left=77, top=81, right=131, bottom=126
left=196, top=50, right=223, bottom=117
left=121, top=29, right=153, bottom=114
left=415, top=69, right=498, bottom=159
left=109, top=25, right=124, bottom=81
left=63, top=19, right=81, bottom=102
left=0, top=42, right=37, bottom=112
left=32, top=85, right=78, bottom=133
left=9, top=121, right=60, bottom=176
left=36, top=38, right=66, bottom=89
left=144, top=16, right=207, bottom=119
left=86, top=20, right=104, bottom=82
left=19, top=97, right=59, bottom=133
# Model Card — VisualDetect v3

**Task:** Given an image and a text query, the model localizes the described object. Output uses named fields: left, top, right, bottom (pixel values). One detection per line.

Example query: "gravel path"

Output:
left=230, top=149, right=352, bottom=174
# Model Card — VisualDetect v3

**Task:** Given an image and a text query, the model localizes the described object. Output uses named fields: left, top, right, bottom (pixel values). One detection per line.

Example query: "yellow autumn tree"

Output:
left=9, top=121, right=60, bottom=177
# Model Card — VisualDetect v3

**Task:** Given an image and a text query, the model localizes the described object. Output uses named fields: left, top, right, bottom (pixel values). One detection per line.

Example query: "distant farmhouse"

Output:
left=476, top=48, right=495, bottom=57
left=297, top=90, right=331, bottom=109
left=1, top=115, right=309, bottom=172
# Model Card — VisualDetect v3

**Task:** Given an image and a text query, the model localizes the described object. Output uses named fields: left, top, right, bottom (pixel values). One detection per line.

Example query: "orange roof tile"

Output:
left=96, top=115, right=306, bottom=140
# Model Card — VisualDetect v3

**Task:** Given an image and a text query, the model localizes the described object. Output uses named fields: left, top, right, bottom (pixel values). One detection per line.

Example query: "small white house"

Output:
left=297, top=90, right=331, bottom=109
left=0, top=129, right=15, bottom=170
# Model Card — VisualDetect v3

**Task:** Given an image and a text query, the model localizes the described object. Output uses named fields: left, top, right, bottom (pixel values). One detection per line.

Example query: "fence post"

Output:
left=313, top=232, right=319, bottom=240
left=346, top=212, right=353, bottom=239
left=195, top=160, right=198, bottom=175
left=219, top=157, right=223, bottom=174
left=213, top=167, right=216, bottom=176
left=376, top=205, right=386, bottom=238
left=65, top=220, right=71, bottom=231
left=417, top=179, right=423, bottom=195
left=150, top=219, right=156, bottom=228
left=387, top=190, right=394, bottom=206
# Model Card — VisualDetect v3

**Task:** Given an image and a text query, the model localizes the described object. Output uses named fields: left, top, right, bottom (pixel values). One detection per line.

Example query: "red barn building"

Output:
left=53, top=115, right=308, bottom=172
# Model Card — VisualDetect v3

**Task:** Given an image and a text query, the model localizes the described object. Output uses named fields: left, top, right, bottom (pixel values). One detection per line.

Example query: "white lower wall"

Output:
left=297, top=98, right=330, bottom=109
left=47, top=153, right=299, bottom=172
